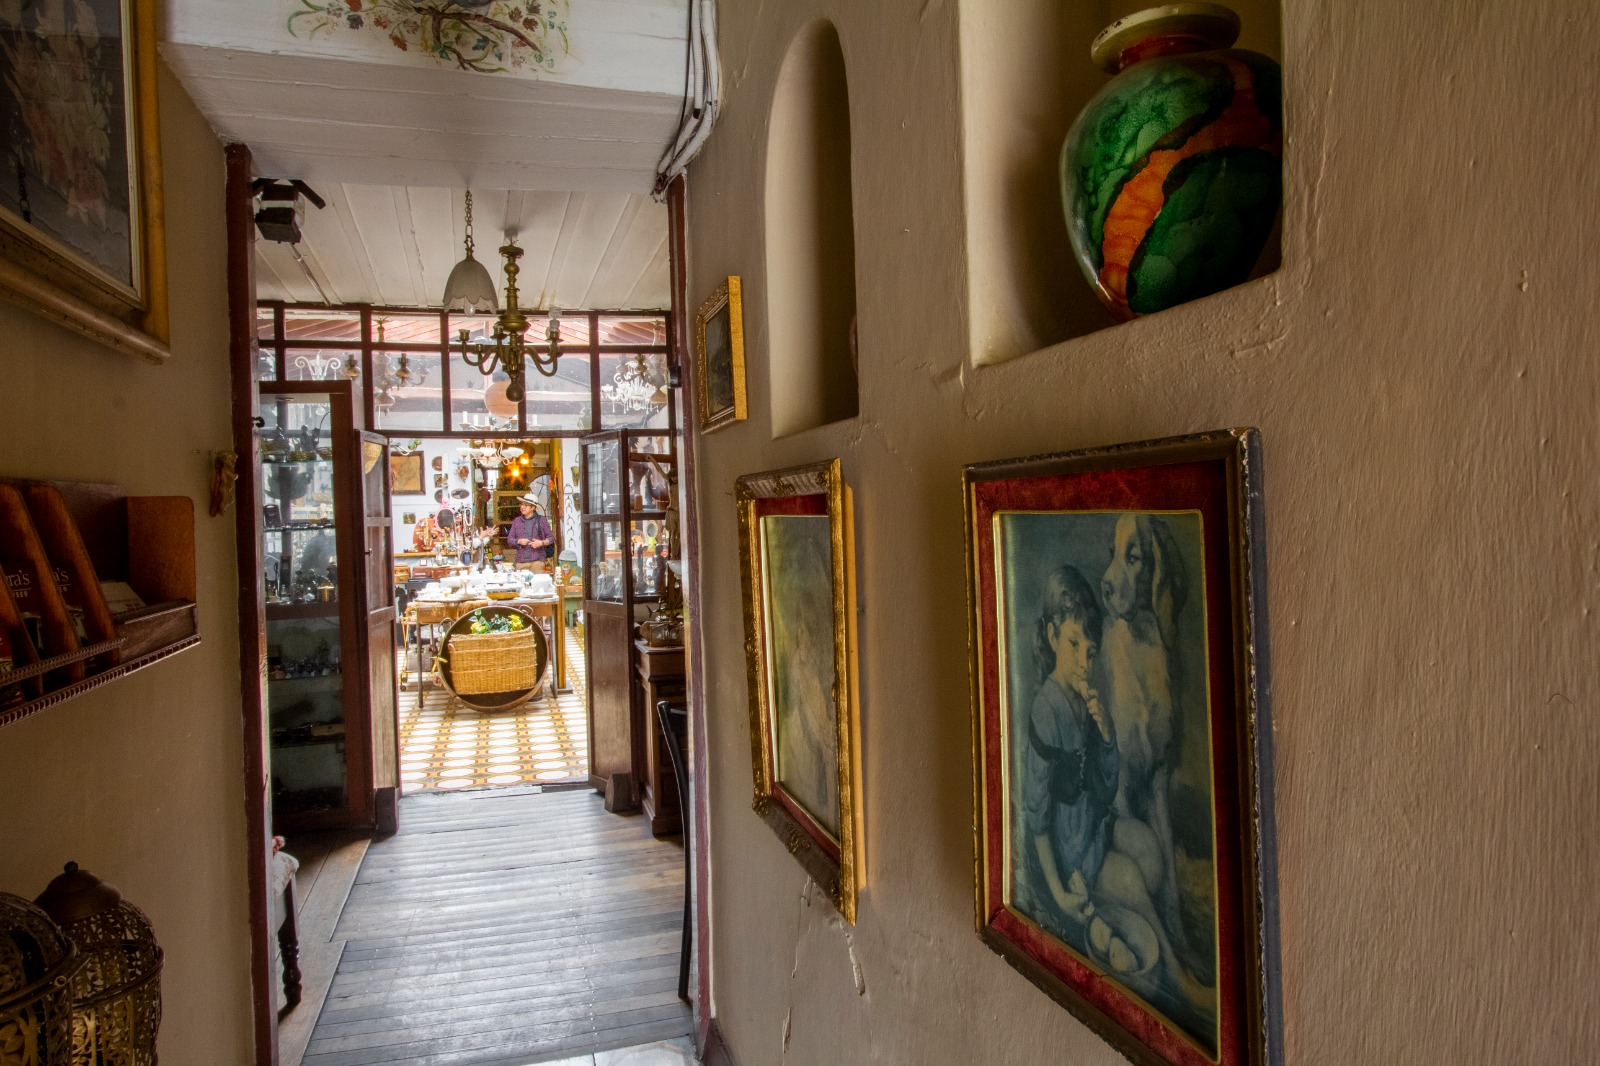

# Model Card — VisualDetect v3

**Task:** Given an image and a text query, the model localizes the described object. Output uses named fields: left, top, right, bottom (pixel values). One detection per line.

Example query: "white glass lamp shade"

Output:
left=442, top=253, right=499, bottom=313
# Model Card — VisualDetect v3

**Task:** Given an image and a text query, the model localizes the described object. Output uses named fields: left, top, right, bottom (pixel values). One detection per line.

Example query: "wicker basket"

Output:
left=445, top=626, right=540, bottom=695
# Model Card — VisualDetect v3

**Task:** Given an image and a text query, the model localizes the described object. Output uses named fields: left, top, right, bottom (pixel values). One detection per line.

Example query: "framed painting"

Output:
left=735, top=458, right=862, bottom=921
left=963, top=430, right=1281, bottom=1066
left=390, top=452, right=424, bottom=495
left=0, top=0, right=168, bottom=361
left=695, top=276, right=746, bottom=433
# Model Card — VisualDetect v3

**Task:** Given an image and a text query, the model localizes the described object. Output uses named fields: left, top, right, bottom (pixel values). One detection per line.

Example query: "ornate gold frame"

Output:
left=962, top=429, right=1282, bottom=1066
left=735, top=458, right=863, bottom=922
left=694, top=275, right=746, bottom=433
left=0, top=0, right=169, bottom=362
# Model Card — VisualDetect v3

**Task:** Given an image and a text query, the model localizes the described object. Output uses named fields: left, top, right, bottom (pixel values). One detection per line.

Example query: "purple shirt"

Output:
left=508, top=512, right=553, bottom=563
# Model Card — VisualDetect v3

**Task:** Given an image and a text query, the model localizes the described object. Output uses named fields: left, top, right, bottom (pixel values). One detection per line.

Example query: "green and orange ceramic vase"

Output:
left=1062, top=3, right=1282, bottom=320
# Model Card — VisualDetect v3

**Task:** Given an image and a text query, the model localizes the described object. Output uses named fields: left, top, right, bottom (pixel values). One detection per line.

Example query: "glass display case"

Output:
left=259, top=381, right=396, bottom=832
left=580, top=429, right=677, bottom=805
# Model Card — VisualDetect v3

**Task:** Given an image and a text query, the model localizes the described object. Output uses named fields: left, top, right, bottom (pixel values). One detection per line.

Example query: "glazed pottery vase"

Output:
left=1061, top=3, right=1282, bottom=320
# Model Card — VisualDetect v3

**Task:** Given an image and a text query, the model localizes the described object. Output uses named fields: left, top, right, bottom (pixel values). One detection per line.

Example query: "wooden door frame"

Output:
left=664, top=174, right=717, bottom=1041
left=225, top=143, right=279, bottom=1066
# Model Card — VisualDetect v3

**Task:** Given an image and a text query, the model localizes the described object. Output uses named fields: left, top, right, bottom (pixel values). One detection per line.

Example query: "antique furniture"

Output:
left=635, top=641, right=685, bottom=836
left=435, top=605, right=551, bottom=712
left=259, top=381, right=399, bottom=833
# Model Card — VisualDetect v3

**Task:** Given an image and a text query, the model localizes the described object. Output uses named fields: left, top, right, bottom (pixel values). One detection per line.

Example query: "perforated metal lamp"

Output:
left=442, top=191, right=499, bottom=313
left=0, top=892, right=77, bottom=1063
left=35, top=863, right=162, bottom=1065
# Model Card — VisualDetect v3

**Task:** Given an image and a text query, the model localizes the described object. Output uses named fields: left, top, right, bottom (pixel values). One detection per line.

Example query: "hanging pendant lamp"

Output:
left=442, top=190, right=499, bottom=313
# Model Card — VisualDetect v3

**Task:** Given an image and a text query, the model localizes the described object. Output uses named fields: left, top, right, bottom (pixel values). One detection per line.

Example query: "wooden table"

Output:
left=401, top=595, right=566, bottom=705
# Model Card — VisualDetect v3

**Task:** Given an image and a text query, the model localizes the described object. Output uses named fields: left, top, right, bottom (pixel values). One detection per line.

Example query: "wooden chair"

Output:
left=656, top=700, right=692, bottom=1001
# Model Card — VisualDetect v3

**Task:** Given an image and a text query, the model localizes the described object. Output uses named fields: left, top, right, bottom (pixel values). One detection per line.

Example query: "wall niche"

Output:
left=765, top=19, right=860, bottom=438
left=960, top=0, right=1285, bottom=365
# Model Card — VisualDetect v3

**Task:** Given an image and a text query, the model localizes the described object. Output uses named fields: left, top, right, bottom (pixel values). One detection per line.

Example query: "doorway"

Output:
left=244, top=285, right=694, bottom=1063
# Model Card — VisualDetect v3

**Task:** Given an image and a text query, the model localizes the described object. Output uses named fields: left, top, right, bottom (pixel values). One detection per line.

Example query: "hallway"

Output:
left=294, top=788, right=691, bottom=1066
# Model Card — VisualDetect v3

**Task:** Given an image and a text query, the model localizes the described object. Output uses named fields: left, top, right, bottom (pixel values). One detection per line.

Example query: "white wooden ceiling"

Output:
left=162, top=0, right=690, bottom=192
left=254, top=184, right=670, bottom=309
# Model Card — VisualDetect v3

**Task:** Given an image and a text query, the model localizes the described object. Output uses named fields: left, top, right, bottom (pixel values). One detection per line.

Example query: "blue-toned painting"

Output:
left=761, top=513, right=840, bottom=838
left=997, top=509, right=1219, bottom=1056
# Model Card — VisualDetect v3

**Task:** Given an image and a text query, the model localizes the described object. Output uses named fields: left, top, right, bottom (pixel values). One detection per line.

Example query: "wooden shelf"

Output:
left=0, top=478, right=199, bottom=729
left=266, top=602, right=340, bottom=621
left=0, top=636, right=202, bottom=729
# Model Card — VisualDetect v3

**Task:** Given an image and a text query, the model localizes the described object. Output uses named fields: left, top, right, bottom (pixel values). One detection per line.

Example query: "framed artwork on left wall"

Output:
left=0, top=0, right=169, bottom=361
left=963, top=429, right=1281, bottom=1066
left=735, top=458, right=863, bottom=922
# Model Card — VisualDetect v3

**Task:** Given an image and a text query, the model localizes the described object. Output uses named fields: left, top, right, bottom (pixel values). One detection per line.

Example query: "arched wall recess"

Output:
left=765, top=19, right=860, bottom=438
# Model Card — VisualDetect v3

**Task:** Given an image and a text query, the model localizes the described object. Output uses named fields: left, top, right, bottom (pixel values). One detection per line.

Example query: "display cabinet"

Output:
left=580, top=430, right=675, bottom=806
left=259, top=381, right=398, bottom=833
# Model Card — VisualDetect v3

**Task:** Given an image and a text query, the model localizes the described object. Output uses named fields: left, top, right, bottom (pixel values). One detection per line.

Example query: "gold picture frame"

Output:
left=735, top=458, right=863, bottom=921
left=694, top=275, right=746, bottom=433
left=0, top=0, right=169, bottom=362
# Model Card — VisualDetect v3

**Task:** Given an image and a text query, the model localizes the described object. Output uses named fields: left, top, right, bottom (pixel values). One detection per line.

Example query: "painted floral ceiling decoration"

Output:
left=288, top=0, right=571, bottom=74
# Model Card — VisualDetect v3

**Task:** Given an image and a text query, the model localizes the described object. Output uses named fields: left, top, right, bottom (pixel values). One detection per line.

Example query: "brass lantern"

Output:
left=34, top=864, right=162, bottom=1064
left=0, top=891, right=77, bottom=1063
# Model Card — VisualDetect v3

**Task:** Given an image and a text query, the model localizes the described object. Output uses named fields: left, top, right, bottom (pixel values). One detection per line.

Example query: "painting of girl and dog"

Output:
left=997, top=509, right=1219, bottom=1057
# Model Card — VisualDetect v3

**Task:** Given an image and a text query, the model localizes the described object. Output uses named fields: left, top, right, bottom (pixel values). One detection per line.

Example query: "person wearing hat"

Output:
left=507, top=492, right=555, bottom=570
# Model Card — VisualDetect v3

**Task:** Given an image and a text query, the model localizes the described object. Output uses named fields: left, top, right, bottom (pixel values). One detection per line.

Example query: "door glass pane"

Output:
left=375, top=313, right=442, bottom=344
left=286, top=349, right=361, bottom=386
left=259, top=389, right=350, bottom=818
left=374, top=352, right=444, bottom=431
left=531, top=314, right=591, bottom=347
left=257, top=308, right=277, bottom=341
left=284, top=309, right=361, bottom=342
left=598, top=315, right=667, bottom=346
left=629, top=455, right=671, bottom=512
left=598, top=352, right=670, bottom=430
left=448, top=353, right=517, bottom=432
left=630, top=519, right=670, bottom=599
left=587, top=521, right=624, bottom=602
left=585, top=439, right=620, bottom=514
left=524, top=351, right=592, bottom=432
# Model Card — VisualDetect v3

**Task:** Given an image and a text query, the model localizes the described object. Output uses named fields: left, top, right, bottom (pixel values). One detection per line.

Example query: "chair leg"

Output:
left=679, top=834, right=692, bottom=1001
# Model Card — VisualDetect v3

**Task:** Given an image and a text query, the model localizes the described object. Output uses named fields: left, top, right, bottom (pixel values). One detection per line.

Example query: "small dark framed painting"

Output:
left=963, top=429, right=1281, bottom=1066
left=735, top=458, right=862, bottom=921
left=695, top=275, right=746, bottom=433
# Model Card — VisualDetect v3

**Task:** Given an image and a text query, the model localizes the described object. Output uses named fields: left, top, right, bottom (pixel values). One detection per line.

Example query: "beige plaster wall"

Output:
left=0, top=68, right=254, bottom=1063
left=687, top=1, right=1600, bottom=1063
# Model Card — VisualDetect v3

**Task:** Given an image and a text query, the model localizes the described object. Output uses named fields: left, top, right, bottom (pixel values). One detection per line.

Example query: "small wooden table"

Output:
left=634, top=640, right=685, bottom=836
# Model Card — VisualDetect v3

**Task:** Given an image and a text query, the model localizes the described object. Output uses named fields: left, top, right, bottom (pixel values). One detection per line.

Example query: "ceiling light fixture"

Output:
left=452, top=240, right=562, bottom=404
left=601, top=354, right=664, bottom=413
left=441, top=190, right=498, bottom=313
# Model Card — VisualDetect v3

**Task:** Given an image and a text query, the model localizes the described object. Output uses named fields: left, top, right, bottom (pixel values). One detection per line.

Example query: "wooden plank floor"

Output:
left=301, top=787, right=691, bottom=1066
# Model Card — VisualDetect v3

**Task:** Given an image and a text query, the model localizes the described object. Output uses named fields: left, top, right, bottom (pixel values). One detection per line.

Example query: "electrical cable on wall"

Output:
left=653, top=0, right=722, bottom=198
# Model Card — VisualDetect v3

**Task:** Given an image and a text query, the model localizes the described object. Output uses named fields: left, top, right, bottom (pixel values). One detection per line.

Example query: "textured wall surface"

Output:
left=687, top=1, right=1600, bottom=1063
left=0, top=69, right=253, bottom=1063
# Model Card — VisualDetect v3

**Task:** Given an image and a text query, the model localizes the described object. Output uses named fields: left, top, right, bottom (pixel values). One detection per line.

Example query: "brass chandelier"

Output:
left=452, top=241, right=562, bottom=405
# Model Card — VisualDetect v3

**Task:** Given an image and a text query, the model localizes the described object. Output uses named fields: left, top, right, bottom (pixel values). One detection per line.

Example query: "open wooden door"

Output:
left=581, top=430, right=632, bottom=803
left=355, top=431, right=400, bottom=832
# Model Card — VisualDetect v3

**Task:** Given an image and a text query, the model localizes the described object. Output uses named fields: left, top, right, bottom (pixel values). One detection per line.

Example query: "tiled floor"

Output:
left=531, top=1037, right=698, bottom=1065
left=398, top=628, right=589, bottom=793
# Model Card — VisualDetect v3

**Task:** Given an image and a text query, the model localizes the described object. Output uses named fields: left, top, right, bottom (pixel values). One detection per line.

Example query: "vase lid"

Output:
left=1091, top=3, right=1241, bottom=72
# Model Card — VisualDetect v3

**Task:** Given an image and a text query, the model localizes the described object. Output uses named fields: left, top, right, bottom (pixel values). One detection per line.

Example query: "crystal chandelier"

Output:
left=452, top=240, right=562, bottom=404
left=602, top=354, right=664, bottom=412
